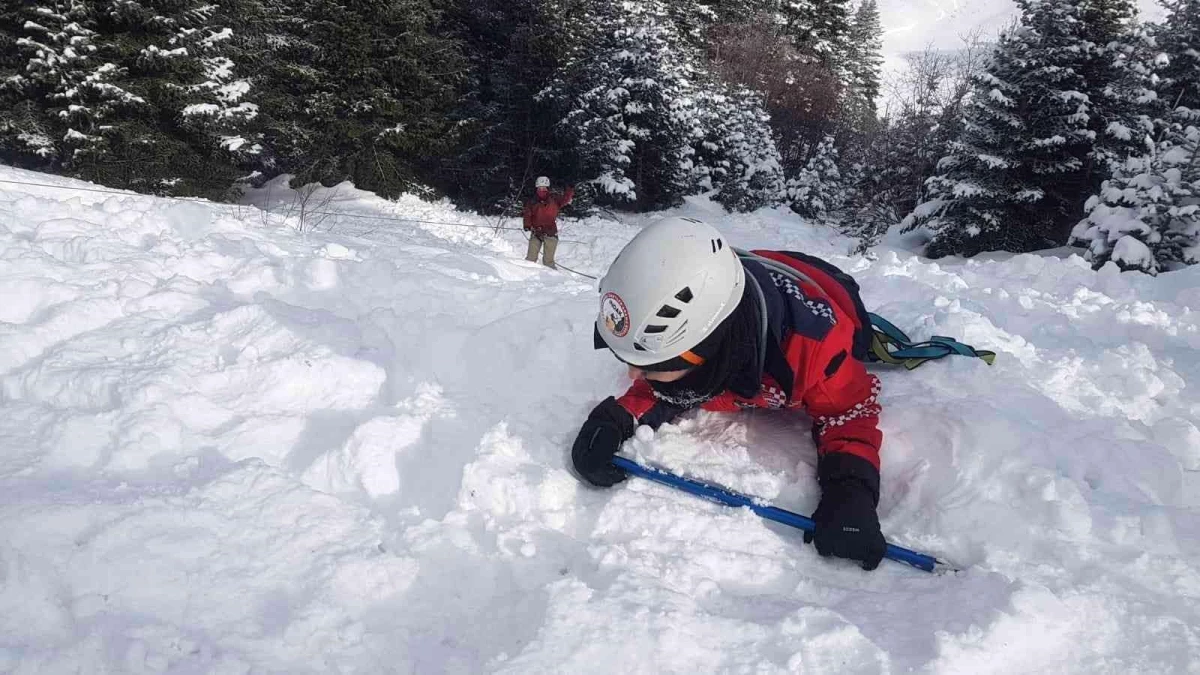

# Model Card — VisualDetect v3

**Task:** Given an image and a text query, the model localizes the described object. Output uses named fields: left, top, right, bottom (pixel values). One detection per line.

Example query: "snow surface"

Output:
left=2, top=166, right=1199, bottom=673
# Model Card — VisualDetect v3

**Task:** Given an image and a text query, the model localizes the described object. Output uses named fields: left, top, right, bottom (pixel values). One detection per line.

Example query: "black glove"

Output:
left=804, top=454, right=887, bottom=571
left=571, top=397, right=636, bottom=487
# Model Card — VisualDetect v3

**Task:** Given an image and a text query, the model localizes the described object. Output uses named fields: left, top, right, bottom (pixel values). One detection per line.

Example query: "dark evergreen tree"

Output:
left=246, top=0, right=462, bottom=199
left=80, top=0, right=255, bottom=197
left=1, top=1, right=130, bottom=173
left=905, top=0, right=1143, bottom=258
left=779, top=0, right=853, bottom=160
left=1, top=0, right=254, bottom=198
left=1156, top=0, right=1200, bottom=112
left=436, top=0, right=576, bottom=213
left=842, top=0, right=883, bottom=137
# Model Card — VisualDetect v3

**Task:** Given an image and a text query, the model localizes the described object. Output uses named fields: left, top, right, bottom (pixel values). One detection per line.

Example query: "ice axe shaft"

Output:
left=611, top=456, right=954, bottom=574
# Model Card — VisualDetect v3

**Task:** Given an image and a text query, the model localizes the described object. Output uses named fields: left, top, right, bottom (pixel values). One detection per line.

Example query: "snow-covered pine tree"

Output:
left=1156, top=0, right=1200, bottom=112
left=247, top=0, right=461, bottom=199
left=1071, top=114, right=1200, bottom=273
left=1078, top=0, right=1158, bottom=177
left=0, top=1, right=140, bottom=174
left=787, top=135, right=844, bottom=219
left=663, top=0, right=718, bottom=47
left=691, top=84, right=786, bottom=212
left=781, top=0, right=852, bottom=77
left=1167, top=116, right=1200, bottom=266
left=842, top=0, right=883, bottom=138
left=1, top=0, right=262, bottom=197
left=546, top=0, right=697, bottom=210
left=1070, top=0, right=1200, bottom=273
left=37, top=0, right=252, bottom=197
left=1, top=1, right=84, bottom=166
left=178, top=0, right=262, bottom=170
left=842, top=112, right=937, bottom=254
left=905, top=0, right=1142, bottom=258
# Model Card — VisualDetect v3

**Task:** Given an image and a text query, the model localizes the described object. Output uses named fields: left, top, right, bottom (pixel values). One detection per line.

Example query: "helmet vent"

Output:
left=644, top=325, right=667, bottom=334
left=711, top=238, right=724, bottom=253
left=674, top=287, right=693, bottom=303
left=656, top=305, right=681, bottom=318
left=664, top=321, right=688, bottom=346
left=633, top=343, right=647, bottom=351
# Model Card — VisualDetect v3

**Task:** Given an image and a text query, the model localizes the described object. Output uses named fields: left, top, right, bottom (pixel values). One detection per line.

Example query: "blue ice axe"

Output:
left=611, top=455, right=958, bottom=574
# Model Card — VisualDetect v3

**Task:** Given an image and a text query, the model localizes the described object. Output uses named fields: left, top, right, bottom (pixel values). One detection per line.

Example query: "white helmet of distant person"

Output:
left=535, top=176, right=550, bottom=188
left=596, top=217, right=744, bottom=367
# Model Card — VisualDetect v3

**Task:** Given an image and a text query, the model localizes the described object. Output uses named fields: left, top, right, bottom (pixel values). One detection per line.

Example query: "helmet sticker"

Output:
left=601, top=292, right=630, bottom=337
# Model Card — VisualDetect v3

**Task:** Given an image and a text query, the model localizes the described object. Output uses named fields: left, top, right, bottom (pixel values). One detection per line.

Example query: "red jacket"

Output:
left=614, top=250, right=883, bottom=471
left=523, top=187, right=574, bottom=237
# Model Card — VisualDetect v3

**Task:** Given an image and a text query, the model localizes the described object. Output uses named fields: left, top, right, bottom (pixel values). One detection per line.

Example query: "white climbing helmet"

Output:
left=535, top=176, right=550, bottom=188
left=596, top=216, right=744, bottom=367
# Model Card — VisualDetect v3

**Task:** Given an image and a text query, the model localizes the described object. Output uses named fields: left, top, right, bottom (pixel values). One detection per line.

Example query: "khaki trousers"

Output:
left=526, top=234, right=558, bottom=268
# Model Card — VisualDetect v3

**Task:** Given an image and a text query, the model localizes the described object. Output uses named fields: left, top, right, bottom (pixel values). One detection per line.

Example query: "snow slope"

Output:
left=1, top=166, right=1198, bottom=673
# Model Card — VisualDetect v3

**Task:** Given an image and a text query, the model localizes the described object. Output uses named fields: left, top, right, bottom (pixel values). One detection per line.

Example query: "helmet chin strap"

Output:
left=649, top=383, right=720, bottom=408
left=648, top=280, right=762, bottom=407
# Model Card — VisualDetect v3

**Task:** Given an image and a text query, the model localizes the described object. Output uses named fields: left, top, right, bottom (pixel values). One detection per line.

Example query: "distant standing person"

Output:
left=523, top=176, right=574, bottom=269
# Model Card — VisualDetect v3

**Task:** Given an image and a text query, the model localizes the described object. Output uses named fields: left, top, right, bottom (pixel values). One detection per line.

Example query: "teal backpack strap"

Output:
left=867, top=312, right=996, bottom=370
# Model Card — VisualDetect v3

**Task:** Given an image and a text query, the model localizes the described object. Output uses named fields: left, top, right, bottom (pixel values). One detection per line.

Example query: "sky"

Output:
left=877, top=0, right=1171, bottom=103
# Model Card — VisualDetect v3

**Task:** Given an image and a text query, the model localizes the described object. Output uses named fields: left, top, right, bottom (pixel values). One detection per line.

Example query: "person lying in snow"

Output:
left=574, top=216, right=888, bottom=571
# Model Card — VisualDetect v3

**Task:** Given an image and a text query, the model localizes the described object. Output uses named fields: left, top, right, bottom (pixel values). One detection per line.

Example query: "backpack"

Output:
left=736, top=249, right=995, bottom=370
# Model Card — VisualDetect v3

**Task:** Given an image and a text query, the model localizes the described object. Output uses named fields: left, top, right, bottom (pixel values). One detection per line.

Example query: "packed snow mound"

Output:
left=1, top=166, right=1198, bottom=673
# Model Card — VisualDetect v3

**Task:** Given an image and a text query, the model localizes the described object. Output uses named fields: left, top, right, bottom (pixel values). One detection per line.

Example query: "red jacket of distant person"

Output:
left=523, top=186, right=574, bottom=237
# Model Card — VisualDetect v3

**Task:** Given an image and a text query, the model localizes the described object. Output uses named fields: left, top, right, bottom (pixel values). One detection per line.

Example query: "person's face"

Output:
left=628, top=365, right=692, bottom=383
left=536, top=187, right=549, bottom=199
